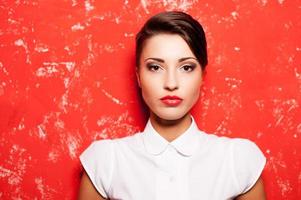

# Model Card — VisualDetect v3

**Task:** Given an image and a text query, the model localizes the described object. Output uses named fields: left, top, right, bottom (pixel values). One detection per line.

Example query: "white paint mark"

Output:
left=275, top=115, right=284, bottom=126
left=14, top=39, right=25, bottom=46
left=255, top=100, right=265, bottom=111
left=67, top=135, right=80, bottom=159
left=8, top=173, right=23, bottom=185
left=93, top=111, right=140, bottom=140
left=64, top=77, right=70, bottom=89
left=215, top=120, right=232, bottom=135
left=101, top=89, right=126, bottom=105
left=82, top=87, right=94, bottom=104
left=85, top=0, right=94, bottom=12
left=266, top=149, right=270, bottom=154
left=287, top=99, right=299, bottom=112
left=0, top=62, right=9, bottom=75
left=124, top=32, right=134, bottom=37
left=93, top=15, right=105, bottom=21
left=97, top=118, right=109, bottom=127
left=267, top=152, right=287, bottom=174
left=294, top=124, right=301, bottom=138
left=14, top=39, right=31, bottom=64
left=0, top=166, right=22, bottom=186
left=71, top=0, right=78, bottom=6
left=7, top=18, right=19, bottom=25
left=71, top=23, right=85, bottom=31
left=3, top=145, right=28, bottom=186
left=48, top=150, right=59, bottom=163
left=104, top=45, right=114, bottom=53
left=272, top=99, right=299, bottom=129
left=54, top=118, right=65, bottom=130
left=160, top=0, right=198, bottom=11
left=288, top=56, right=294, bottom=63
left=140, top=0, right=149, bottom=14
left=231, top=11, right=239, bottom=20
left=277, top=178, right=292, bottom=196
left=297, top=124, right=301, bottom=133
left=225, top=77, right=242, bottom=90
left=234, top=46, right=240, bottom=51
left=257, top=132, right=263, bottom=138
left=278, top=0, right=285, bottom=4
left=37, top=125, right=47, bottom=140
left=115, top=17, right=121, bottom=24
left=295, top=67, right=301, bottom=79
left=36, top=62, right=75, bottom=77
left=35, top=177, right=46, bottom=199
left=64, top=62, right=75, bottom=72
left=0, top=85, right=4, bottom=96
left=17, top=117, right=25, bottom=131
left=35, top=177, right=57, bottom=198
left=296, top=47, right=301, bottom=51
left=0, top=166, right=17, bottom=178
left=64, top=46, right=73, bottom=55
left=95, top=81, right=101, bottom=88
left=36, top=65, right=59, bottom=77
left=258, top=0, right=268, bottom=6
left=34, top=43, right=49, bottom=53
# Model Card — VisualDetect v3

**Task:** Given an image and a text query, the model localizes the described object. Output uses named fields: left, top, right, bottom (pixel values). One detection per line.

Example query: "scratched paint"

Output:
left=0, top=0, right=300, bottom=199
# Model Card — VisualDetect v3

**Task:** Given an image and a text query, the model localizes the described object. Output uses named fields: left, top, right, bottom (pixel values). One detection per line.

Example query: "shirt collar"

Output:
left=142, top=116, right=201, bottom=157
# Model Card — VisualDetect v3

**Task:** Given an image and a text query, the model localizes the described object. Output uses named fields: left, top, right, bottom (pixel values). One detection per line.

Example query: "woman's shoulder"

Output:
left=199, top=130, right=263, bottom=153
left=89, top=132, right=143, bottom=150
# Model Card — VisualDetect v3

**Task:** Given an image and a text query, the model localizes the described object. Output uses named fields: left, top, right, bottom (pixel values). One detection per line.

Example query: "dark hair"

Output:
left=135, top=11, right=208, bottom=70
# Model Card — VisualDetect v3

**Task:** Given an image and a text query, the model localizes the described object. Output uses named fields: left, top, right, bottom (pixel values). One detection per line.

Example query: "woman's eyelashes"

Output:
left=146, top=63, right=162, bottom=72
left=145, top=62, right=197, bottom=72
left=180, top=63, right=197, bottom=72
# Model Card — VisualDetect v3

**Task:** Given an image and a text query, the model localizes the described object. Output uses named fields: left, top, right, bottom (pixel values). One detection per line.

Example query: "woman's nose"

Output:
left=163, top=71, right=178, bottom=91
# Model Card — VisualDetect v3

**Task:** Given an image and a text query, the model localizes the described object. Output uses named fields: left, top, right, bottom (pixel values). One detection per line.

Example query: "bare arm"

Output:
left=78, top=171, right=106, bottom=200
left=235, top=177, right=266, bottom=200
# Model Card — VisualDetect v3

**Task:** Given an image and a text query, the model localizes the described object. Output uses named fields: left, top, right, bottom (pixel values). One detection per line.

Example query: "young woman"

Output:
left=78, top=11, right=266, bottom=200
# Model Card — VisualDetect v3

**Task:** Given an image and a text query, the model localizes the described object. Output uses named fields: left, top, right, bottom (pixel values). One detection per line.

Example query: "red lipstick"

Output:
left=160, top=95, right=183, bottom=106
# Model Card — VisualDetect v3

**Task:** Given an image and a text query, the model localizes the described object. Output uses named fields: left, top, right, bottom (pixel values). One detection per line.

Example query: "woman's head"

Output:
left=135, top=11, right=207, bottom=70
left=135, top=11, right=207, bottom=121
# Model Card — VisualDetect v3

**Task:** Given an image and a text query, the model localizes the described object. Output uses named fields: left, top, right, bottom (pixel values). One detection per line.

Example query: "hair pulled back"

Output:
left=135, top=11, right=208, bottom=71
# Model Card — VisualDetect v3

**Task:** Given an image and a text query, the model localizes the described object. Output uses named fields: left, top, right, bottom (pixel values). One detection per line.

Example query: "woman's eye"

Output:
left=180, top=64, right=195, bottom=72
left=147, top=64, right=161, bottom=72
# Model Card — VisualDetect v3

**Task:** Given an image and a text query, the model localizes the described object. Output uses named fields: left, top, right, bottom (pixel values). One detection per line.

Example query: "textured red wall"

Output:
left=0, top=0, right=300, bottom=199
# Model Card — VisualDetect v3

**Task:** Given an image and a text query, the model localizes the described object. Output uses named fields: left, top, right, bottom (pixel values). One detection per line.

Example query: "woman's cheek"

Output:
left=141, top=83, right=157, bottom=107
left=189, top=81, right=201, bottom=105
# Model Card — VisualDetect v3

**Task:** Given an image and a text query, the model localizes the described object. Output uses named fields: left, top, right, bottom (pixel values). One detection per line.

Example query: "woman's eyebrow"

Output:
left=145, top=58, right=165, bottom=63
left=144, top=57, right=197, bottom=63
left=178, top=57, right=197, bottom=62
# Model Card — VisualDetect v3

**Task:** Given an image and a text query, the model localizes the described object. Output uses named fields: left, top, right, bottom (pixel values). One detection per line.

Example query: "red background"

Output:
left=0, top=0, right=300, bottom=199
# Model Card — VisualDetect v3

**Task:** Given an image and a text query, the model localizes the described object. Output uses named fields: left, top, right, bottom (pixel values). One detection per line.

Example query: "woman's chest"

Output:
left=107, top=146, right=238, bottom=200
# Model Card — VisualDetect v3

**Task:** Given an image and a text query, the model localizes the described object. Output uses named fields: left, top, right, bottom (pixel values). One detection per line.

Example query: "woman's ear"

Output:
left=136, top=68, right=141, bottom=88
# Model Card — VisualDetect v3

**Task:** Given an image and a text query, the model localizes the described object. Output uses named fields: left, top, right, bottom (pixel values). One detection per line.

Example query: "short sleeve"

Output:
left=79, top=140, right=114, bottom=198
left=232, top=139, right=266, bottom=194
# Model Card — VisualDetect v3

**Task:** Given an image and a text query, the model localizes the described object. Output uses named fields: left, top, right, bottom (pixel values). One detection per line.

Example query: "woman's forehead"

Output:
left=140, top=34, right=195, bottom=59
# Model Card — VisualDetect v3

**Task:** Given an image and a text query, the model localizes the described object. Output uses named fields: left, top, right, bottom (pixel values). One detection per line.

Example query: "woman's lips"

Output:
left=160, top=95, right=183, bottom=106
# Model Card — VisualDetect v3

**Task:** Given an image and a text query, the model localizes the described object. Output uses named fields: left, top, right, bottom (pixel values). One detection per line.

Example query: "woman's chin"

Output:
left=151, top=110, right=190, bottom=122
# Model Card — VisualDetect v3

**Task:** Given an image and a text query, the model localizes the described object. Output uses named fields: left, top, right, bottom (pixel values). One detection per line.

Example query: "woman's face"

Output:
left=137, top=34, right=203, bottom=121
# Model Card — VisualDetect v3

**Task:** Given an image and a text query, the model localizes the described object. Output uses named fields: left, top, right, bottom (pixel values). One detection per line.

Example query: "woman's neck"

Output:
left=149, top=113, right=192, bottom=142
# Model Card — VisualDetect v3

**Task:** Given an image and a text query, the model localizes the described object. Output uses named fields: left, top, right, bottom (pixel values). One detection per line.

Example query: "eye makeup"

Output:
left=180, top=63, right=197, bottom=72
left=146, top=63, right=162, bottom=72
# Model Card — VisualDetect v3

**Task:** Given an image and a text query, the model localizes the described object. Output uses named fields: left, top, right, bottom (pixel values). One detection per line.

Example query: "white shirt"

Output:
left=80, top=117, right=266, bottom=200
